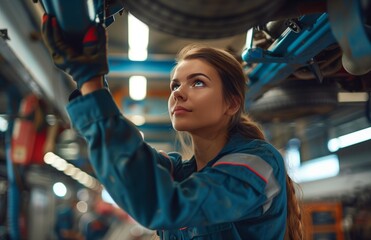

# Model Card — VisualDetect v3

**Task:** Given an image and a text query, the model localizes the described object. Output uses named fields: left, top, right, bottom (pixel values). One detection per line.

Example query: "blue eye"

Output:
left=171, top=83, right=180, bottom=91
left=194, top=80, right=204, bottom=87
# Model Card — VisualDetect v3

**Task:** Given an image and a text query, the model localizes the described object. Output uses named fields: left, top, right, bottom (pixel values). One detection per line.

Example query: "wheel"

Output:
left=122, top=0, right=288, bottom=39
left=248, top=80, right=339, bottom=122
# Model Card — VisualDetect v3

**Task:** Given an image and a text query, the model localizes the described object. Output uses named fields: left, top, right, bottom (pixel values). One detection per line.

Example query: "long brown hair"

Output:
left=173, top=44, right=303, bottom=239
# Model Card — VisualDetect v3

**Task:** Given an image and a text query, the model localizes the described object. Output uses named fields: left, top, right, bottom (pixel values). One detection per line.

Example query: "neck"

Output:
left=191, top=129, right=229, bottom=171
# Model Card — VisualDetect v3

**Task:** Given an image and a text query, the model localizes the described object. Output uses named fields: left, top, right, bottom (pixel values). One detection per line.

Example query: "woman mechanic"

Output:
left=41, top=14, right=303, bottom=239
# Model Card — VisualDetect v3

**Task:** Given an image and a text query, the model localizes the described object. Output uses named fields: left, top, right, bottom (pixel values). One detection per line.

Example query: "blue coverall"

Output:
left=67, top=89, right=288, bottom=239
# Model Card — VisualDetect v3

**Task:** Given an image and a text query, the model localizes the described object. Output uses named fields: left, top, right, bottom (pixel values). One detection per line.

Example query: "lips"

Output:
left=172, top=106, right=191, bottom=115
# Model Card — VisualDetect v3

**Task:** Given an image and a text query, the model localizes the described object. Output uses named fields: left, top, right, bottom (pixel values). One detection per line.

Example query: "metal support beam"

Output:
left=243, top=13, right=337, bottom=108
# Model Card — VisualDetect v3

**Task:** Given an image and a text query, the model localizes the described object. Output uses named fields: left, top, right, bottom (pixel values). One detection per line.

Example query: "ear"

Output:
left=225, top=96, right=241, bottom=116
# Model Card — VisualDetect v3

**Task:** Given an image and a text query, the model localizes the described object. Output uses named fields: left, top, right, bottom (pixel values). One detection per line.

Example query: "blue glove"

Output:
left=41, top=14, right=109, bottom=89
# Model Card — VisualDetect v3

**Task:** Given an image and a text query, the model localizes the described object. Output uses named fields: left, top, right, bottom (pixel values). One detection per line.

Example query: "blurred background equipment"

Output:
left=0, top=0, right=370, bottom=239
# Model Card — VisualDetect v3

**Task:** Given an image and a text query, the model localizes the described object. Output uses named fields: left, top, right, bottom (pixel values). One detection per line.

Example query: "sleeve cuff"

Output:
left=66, top=88, right=121, bottom=130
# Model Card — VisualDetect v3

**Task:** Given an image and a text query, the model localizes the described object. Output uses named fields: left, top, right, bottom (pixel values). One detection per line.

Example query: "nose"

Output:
left=172, top=86, right=187, bottom=101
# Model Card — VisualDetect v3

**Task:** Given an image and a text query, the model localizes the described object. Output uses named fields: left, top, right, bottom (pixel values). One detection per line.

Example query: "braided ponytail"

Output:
left=284, top=174, right=304, bottom=240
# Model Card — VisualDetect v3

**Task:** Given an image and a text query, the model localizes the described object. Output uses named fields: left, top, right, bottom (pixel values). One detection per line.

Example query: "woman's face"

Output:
left=168, top=59, right=233, bottom=134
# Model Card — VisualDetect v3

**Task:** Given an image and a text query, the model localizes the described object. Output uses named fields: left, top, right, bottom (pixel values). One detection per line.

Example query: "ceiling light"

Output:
left=0, top=116, right=8, bottom=132
left=129, top=76, right=147, bottom=101
left=128, top=13, right=149, bottom=61
left=245, top=28, right=254, bottom=49
left=44, top=152, right=101, bottom=191
left=130, top=115, right=146, bottom=126
left=328, top=127, right=371, bottom=152
left=285, top=138, right=301, bottom=170
left=53, top=182, right=67, bottom=198
left=338, top=92, right=368, bottom=102
left=291, top=154, right=340, bottom=183
left=76, top=201, right=88, bottom=213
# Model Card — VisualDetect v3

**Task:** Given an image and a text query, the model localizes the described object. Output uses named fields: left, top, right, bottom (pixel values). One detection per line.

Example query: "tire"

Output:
left=248, top=80, right=339, bottom=122
left=121, top=0, right=288, bottom=39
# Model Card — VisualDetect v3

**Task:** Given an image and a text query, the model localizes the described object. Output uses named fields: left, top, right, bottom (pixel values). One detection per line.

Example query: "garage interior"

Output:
left=0, top=0, right=370, bottom=239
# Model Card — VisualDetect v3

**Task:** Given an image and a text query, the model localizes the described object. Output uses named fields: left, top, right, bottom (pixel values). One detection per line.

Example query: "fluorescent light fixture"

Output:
left=284, top=138, right=301, bottom=177
left=0, top=116, right=8, bottom=132
left=285, top=147, right=301, bottom=176
left=128, top=13, right=149, bottom=61
left=129, top=76, right=147, bottom=101
left=338, top=92, right=368, bottom=102
left=328, top=127, right=371, bottom=152
left=242, top=28, right=254, bottom=61
left=87, top=0, right=96, bottom=22
left=245, top=28, right=254, bottom=49
left=128, top=48, right=148, bottom=61
left=285, top=138, right=301, bottom=168
left=291, top=154, right=340, bottom=183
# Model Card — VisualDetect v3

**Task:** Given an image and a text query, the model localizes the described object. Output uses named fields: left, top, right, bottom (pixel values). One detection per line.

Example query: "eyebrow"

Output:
left=171, top=73, right=211, bottom=82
